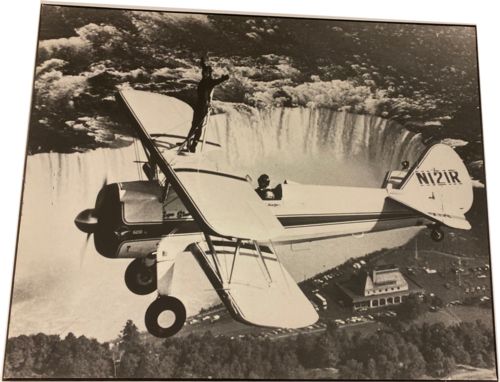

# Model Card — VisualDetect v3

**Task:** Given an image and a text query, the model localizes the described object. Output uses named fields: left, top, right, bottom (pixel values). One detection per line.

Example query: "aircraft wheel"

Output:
left=124, top=258, right=157, bottom=295
left=431, top=227, right=444, bottom=242
left=145, top=296, right=186, bottom=338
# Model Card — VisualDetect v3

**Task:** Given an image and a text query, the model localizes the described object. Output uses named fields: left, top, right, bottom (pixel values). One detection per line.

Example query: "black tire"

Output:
left=145, top=296, right=186, bottom=338
left=124, top=258, right=157, bottom=295
left=431, top=228, right=444, bottom=242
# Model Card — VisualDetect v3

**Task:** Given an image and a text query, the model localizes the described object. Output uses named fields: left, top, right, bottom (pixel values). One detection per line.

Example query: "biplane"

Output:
left=75, top=89, right=473, bottom=338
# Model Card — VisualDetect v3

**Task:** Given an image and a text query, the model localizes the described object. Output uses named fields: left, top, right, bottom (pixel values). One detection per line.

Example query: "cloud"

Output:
left=38, top=36, right=91, bottom=61
left=129, top=11, right=209, bottom=40
left=34, top=65, right=88, bottom=110
left=35, top=58, right=67, bottom=76
left=75, top=23, right=125, bottom=52
left=38, top=23, right=125, bottom=62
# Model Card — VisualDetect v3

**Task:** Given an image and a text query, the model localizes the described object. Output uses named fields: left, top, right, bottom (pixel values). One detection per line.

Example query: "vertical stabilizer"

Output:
left=387, top=144, right=473, bottom=230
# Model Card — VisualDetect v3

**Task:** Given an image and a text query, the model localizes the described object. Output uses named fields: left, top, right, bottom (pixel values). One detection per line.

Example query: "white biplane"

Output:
left=75, top=89, right=473, bottom=337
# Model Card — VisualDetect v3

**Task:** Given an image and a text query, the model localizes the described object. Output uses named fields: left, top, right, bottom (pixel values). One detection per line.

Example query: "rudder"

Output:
left=387, top=144, right=473, bottom=230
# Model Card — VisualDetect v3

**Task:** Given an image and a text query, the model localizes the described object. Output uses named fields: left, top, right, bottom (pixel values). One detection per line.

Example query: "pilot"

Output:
left=401, top=160, right=410, bottom=170
left=186, top=57, right=229, bottom=153
left=255, top=174, right=275, bottom=200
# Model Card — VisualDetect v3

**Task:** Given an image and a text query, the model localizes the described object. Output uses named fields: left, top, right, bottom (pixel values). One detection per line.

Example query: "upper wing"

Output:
left=117, top=89, right=222, bottom=151
left=118, top=89, right=284, bottom=241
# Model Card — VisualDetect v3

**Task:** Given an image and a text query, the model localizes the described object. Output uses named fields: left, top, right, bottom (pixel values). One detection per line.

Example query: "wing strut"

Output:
left=204, top=233, right=224, bottom=284
left=228, top=239, right=241, bottom=284
left=253, top=240, right=272, bottom=284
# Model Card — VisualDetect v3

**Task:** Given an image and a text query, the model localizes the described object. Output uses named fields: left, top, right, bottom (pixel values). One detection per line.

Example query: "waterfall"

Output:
left=209, top=107, right=425, bottom=186
left=9, top=108, right=425, bottom=341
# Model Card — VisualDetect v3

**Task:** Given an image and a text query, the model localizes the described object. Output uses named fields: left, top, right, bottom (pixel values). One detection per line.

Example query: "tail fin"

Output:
left=387, top=144, right=473, bottom=230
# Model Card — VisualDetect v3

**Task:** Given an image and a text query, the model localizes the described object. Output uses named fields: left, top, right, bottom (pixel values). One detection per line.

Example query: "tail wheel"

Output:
left=431, top=227, right=444, bottom=242
left=124, top=258, right=157, bottom=295
left=145, top=296, right=186, bottom=338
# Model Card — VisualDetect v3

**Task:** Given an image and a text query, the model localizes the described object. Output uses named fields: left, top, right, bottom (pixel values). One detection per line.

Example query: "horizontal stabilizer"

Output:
left=387, top=143, right=473, bottom=230
left=388, top=193, right=471, bottom=230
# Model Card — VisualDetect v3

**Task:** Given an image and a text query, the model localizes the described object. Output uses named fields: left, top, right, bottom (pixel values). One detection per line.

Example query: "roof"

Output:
left=366, top=266, right=408, bottom=293
left=374, top=264, right=398, bottom=271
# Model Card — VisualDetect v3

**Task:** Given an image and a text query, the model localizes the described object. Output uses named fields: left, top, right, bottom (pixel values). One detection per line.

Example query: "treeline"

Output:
left=4, top=319, right=495, bottom=379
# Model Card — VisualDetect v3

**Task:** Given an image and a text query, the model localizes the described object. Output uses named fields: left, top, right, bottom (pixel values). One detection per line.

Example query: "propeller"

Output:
left=74, top=175, right=107, bottom=234
left=75, top=176, right=108, bottom=267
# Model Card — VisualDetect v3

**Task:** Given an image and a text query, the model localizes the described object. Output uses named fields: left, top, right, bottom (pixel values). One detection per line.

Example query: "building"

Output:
left=336, top=264, right=424, bottom=311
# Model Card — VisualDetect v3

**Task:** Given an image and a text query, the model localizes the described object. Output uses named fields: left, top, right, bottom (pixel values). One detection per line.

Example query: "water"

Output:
left=8, top=108, right=425, bottom=341
left=210, top=107, right=425, bottom=186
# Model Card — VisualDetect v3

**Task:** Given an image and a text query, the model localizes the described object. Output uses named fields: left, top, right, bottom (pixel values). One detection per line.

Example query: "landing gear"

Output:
left=145, top=296, right=186, bottom=338
left=124, top=257, right=157, bottom=295
left=430, top=226, right=444, bottom=242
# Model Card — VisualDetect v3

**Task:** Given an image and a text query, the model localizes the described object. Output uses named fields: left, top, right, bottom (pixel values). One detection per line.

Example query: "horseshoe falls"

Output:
left=8, top=108, right=425, bottom=341
left=210, top=107, right=425, bottom=187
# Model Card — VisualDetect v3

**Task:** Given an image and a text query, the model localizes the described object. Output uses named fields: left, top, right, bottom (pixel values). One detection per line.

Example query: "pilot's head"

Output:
left=258, top=174, right=270, bottom=189
left=401, top=160, right=410, bottom=170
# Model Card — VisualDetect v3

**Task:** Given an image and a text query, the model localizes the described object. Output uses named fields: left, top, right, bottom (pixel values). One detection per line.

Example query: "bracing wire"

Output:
left=133, top=138, right=143, bottom=181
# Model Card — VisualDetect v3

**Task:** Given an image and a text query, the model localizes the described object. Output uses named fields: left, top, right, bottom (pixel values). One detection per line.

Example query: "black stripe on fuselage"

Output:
left=277, top=212, right=419, bottom=228
left=119, top=212, right=421, bottom=240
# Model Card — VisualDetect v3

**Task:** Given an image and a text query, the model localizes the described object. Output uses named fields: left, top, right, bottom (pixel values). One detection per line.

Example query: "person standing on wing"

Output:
left=186, top=57, right=229, bottom=152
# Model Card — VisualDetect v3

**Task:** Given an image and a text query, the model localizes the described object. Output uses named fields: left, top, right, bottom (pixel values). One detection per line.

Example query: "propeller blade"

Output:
left=79, top=233, right=92, bottom=268
left=101, top=176, right=108, bottom=190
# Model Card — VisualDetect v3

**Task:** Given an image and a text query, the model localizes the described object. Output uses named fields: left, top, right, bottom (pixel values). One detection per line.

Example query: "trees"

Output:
left=312, top=335, right=338, bottom=368
left=339, top=359, right=366, bottom=379
left=396, top=293, right=428, bottom=320
left=426, top=348, right=456, bottom=378
left=116, top=320, right=144, bottom=378
left=365, top=358, right=378, bottom=379
left=400, top=343, right=426, bottom=379
left=4, top=317, right=496, bottom=379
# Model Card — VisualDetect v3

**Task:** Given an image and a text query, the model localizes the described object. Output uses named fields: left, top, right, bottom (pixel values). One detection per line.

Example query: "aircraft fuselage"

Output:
left=90, top=179, right=428, bottom=259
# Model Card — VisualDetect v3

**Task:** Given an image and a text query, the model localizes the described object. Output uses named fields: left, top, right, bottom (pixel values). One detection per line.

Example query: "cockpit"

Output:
left=255, top=184, right=283, bottom=201
left=254, top=174, right=283, bottom=201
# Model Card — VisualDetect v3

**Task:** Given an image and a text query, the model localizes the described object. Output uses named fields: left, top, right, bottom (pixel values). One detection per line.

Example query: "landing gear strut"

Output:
left=145, top=296, right=186, bottom=338
left=430, top=226, right=444, bottom=242
left=124, top=257, right=157, bottom=295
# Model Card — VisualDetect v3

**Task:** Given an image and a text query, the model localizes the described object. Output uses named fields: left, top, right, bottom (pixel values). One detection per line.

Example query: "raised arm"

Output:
left=210, top=74, right=229, bottom=86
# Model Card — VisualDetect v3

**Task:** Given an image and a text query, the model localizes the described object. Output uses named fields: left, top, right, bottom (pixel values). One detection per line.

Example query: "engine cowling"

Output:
left=75, top=181, right=197, bottom=258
